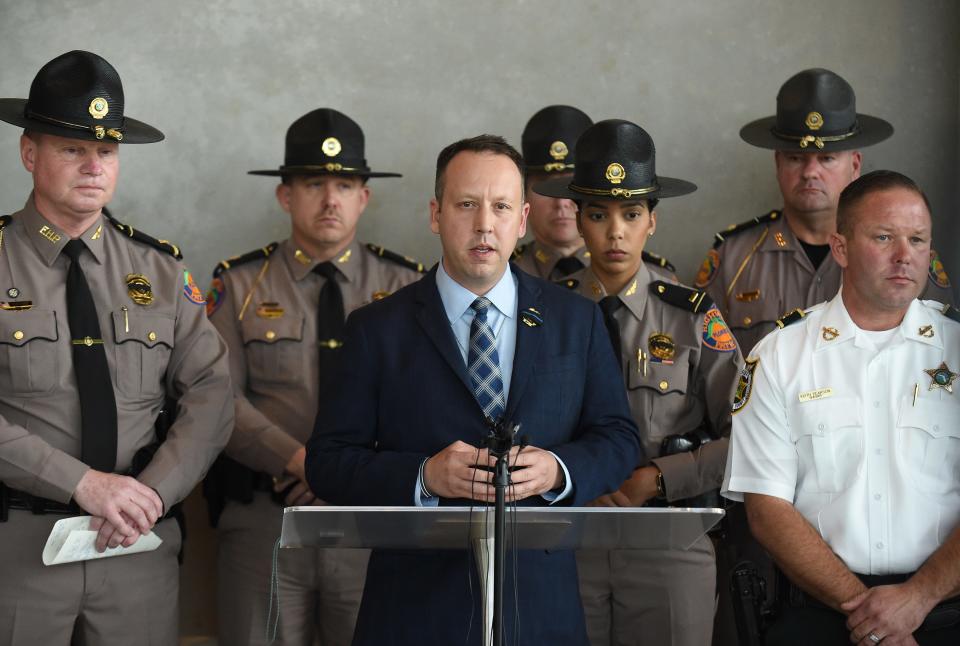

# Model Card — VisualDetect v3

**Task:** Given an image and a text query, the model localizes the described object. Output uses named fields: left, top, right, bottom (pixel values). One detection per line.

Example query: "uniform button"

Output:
left=875, top=449, right=883, bottom=456
left=266, top=330, right=276, bottom=340
left=874, top=494, right=881, bottom=501
left=873, top=401, right=880, bottom=408
left=743, top=317, right=752, bottom=326
left=934, top=424, right=940, bottom=432
left=12, top=330, right=23, bottom=340
left=876, top=542, right=884, bottom=550
left=817, top=423, right=825, bottom=431
left=147, top=331, right=157, bottom=342
left=659, top=380, right=669, bottom=391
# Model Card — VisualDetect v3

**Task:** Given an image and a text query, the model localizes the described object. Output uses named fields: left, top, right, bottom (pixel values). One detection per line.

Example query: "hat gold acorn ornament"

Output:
left=249, top=108, right=400, bottom=179
left=521, top=105, right=593, bottom=174
left=739, top=68, right=893, bottom=152
left=534, top=119, right=696, bottom=201
left=0, top=50, right=164, bottom=144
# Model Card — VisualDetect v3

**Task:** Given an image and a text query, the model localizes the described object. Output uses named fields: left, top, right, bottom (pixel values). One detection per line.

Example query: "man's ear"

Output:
left=20, top=134, right=37, bottom=173
left=429, top=198, right=441, bottom=235
left=829, top=230, right=849, bottom=269
left=275, top=183, right=292, bottom=213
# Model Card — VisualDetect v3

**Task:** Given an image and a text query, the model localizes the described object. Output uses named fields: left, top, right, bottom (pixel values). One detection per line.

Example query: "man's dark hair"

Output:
left=837, top=170, right=931, bottom=236
left=434, top=134, right=525, bottom=202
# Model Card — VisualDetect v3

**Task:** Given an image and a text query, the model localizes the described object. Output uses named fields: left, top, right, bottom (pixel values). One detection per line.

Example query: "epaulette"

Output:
left=642, top=250, right=675, bottom=272
left=775, top=308, right=807, bottom=329
left=103, top=208, right=182, bottom=259
left=512, top=241, right=531, bottom=261
left=366, top=243, right=426, bottom=273
left=213, top=242, right=279, bottom=278
left=0, top=215, right=10, bottom=229
left=943, top=303, right=960, bottom=324
left=557, top=278, right=579, bottom=290
left=713, top=210, right=780, bottom=249
left=650, top=280, right=714, bottom=314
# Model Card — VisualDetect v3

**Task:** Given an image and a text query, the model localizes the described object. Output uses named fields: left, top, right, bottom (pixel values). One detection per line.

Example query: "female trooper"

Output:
left=536, top=119, right=743, bottom=646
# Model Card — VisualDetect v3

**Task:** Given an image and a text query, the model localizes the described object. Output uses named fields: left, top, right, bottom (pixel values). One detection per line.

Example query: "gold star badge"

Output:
left=925, top=362, right=957, bottom=393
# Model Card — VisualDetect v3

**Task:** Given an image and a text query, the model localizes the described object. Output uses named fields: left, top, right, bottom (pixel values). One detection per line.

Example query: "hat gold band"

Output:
left=568, top=183, right=659, bottom=198
left=542, top=162, right=574, bottom=172
left=279, top=163, right=363, bottom=173
left=24, top=109, right=123, bottom=141
left=771, top=126, right=860, bottom=149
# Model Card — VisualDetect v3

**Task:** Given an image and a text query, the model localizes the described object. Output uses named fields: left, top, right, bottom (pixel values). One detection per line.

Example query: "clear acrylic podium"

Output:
left=280, top=506, right=723, bottom=645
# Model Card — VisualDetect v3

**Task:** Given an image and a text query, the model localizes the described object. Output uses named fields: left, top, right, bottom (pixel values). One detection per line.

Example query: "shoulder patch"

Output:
left=366, top=243, right=426, bottom=274
left=694, top=249, right=721, bottom=288
left=206, top=276, right=226, bottom=317
left=732, top=357, right=759, bottom=414
left=929, top=250, right=951, bottom=289
left=182, top=270, right=205, bottom=305
left=775, top=308, right=807, bottom=329
left=213, top=242, right=279, bottom=278
left=641, top=250, right=676, bottom=273
left=512, top=241, right=530, bottom=261
left=702, top=306, right=737, bottom=352
left=104, top=208, right=182, bottom=259
left=712, top=210, right=780, bottom=249
left=650, top=280, right=714, bottom=314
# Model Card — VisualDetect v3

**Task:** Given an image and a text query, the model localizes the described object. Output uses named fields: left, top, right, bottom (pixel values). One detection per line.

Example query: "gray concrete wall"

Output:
left=0, top=0, right=958, bottom=293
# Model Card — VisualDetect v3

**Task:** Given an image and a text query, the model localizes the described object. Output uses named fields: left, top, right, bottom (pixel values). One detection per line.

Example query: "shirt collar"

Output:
left=816, top=292, right=942, bottom=352
left=20, top=193, right=107, bottom=266
left=436, top=259, right=517, bottom=325
left=579, top=264, right=651, bottom=321
left=282, top=237, right=362, bottom=283
left=531, top=240, right=590, bottom=273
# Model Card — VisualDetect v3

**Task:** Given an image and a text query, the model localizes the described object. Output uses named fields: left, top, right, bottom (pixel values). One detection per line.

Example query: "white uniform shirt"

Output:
left=722, top=294, right=960, bottom=575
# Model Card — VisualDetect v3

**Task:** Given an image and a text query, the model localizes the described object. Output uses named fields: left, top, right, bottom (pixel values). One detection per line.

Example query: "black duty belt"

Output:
left=3, top=486, right=83, bottom=517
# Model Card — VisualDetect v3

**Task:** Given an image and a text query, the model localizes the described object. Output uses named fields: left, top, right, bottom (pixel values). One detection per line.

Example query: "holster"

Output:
left=731, top=560, right=771, bottom=646
left=202, top=455, right=255, bottom=528
left=658, top=428, right=721, bottom=509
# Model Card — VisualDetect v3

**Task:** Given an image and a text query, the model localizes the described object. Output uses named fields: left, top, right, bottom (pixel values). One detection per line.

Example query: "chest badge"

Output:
left=648, top=333, right=675, bottom=363
left=126, top=273, right=153, bottom=306
left=256, top=302, right=285, bottom=319
left=925, top=363, right=957, bottom=393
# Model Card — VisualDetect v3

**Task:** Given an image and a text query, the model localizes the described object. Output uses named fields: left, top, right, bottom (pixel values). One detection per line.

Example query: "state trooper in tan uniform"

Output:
left=537, top=120, right=743, bottom=646
left=205, top=108, right=424, bottom=646
left=694, top=68, right=953, bottom=356
left=0, top=51, right=233, bottom=645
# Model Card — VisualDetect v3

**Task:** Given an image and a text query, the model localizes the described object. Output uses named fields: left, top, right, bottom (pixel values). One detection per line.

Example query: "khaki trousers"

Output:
left=0, top=511, right=181, bottom=646
left=217, top=492, right=369, bottom=646
left=577, top=535, right=716, bottom=646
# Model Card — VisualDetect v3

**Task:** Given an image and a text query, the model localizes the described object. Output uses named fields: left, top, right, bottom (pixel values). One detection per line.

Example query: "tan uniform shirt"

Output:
left=571, top=264, right=743, bottom=501
left=0, top=196, right=233, bottom=507
left=696, top=210, right=955, bottom=355
left=207, top=238, right=423, bottom=477
left=512, top=240, right=591, bottom=281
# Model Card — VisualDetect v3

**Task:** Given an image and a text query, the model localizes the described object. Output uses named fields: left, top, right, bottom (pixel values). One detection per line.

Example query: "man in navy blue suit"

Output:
left=306, top=135, right=641, bottom=645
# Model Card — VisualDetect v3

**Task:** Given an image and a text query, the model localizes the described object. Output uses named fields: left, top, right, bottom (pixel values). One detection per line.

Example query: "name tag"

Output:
left=798, top=388, right=833, bottom=403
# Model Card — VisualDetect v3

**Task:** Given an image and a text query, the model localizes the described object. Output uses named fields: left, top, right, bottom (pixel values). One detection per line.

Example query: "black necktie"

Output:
left=313, top=262, right=345, bottom=385
left=63, top=239, right=118, bottom=472
left=554, top=256, right=584, bottom=278
left=598, top=295, right=623, bottom=370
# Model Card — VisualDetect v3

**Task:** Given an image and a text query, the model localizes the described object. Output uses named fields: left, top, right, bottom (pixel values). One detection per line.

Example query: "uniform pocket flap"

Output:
left=627, top=347, right=691, bottom=394
left=790, top=396, right=861, bottom=440
left=0, top=309, right=59, bottom=346
left=113, top=310, right=175, bottom=348
left=240, top=314, right=305, bottom=345
left=899, top=398, right=960, bottom=439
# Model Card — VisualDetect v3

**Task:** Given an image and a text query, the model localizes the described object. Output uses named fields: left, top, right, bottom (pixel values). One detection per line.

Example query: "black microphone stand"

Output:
left=485, top=419, right=519, bottom=646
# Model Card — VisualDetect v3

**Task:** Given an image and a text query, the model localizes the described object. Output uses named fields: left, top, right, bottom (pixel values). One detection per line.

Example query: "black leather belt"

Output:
left=5, top=487, right=83, bottom=516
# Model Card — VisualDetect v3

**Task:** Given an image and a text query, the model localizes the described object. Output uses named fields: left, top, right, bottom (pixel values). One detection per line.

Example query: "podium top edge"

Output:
left=283, top=506, right=726, bottom=515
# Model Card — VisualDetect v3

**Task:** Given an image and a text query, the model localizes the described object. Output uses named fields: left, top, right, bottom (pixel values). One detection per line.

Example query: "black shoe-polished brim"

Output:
left=248, top=166, right=401, bottom=178
left=534, top=174, right=697, bottom=201
left=739, top=113, right=893, bottom=151
left=0, top=98, right=164, bottom=144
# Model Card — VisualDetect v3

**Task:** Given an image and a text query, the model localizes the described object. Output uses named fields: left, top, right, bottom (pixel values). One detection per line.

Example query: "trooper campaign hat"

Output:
left=534, top=119, right=696, bottom=201
left=0, top=50, right=164, bottom=144
left=249, top=108, right=400, bottom=178
left=739, top=68, right=893, bottom=152
left=521, top=105, right=592, bottom=174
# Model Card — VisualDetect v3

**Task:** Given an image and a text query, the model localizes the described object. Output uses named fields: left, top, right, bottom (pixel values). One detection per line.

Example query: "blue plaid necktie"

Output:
left=468, top=297, right=505, bottom=421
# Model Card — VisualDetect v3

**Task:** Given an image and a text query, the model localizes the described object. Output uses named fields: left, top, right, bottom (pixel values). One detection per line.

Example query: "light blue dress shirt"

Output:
left=415, top=261, right=572, bottom=506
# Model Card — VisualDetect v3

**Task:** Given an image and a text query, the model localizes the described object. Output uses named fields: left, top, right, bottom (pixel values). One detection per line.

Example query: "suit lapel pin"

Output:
left=520, top=307, right=543, bottom=328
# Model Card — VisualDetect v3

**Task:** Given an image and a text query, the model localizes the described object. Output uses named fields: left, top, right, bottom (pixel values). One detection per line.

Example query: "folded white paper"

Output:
left=42, top=516, right=162, bottom=565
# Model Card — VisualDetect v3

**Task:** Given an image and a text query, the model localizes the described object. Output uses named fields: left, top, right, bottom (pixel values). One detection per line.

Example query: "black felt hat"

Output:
left=249, top=108, right=400, bottom=178
left=0, top=50, right=164, bottom=144
left=521, top=105, right=592, bottom=174
left=535, top=119, right=696, bottom=201
left=740, top=68, right=893, bottom=152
